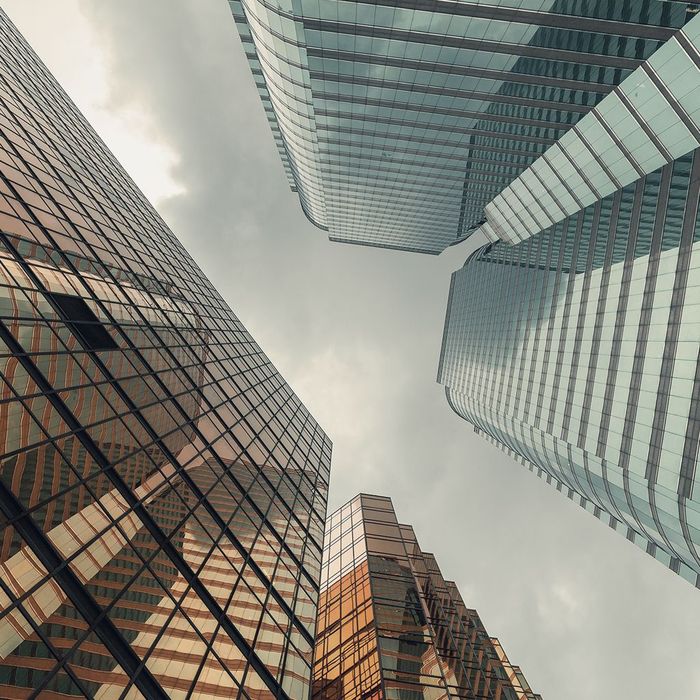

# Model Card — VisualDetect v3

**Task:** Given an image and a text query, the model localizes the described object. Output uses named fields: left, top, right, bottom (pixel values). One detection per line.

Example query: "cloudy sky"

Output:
left=4, top=1, right=700, bottom=698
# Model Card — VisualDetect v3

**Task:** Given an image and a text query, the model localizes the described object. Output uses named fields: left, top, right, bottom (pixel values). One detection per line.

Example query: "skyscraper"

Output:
left=439, top=153, right=700, bottom=587
left=0, top=9, right=331, bottom=699
left=313, top=494, right=539, bottom=700
left=438, top=14, right=700, bottom=587
left=232, top=0, right=698, bottom=253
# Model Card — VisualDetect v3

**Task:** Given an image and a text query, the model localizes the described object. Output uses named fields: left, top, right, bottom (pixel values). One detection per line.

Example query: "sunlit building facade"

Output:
left=0, top=9, right=331, bottom=699
left=232, top=0, right=698, bottom=253
left=438, top=8, right=700, bottom=587
left=439, top=144, right=700, bottom=587
left=313, top=494, right=539, bottom=700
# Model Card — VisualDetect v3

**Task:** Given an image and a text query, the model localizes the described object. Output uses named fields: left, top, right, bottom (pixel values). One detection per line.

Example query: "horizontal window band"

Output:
left=360, top=0, right=680, bottom=39
left=306, top=47, right=618, bottom=95
left=300, top=18, right=643, bottom=70
left=315, top=102, right=583, bottom=130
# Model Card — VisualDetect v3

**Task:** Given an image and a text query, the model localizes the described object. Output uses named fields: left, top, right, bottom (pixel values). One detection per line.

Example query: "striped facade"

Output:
left=479, top=10, right=700, bottom=245
left=439, top=146, right=700, bottom=587
left=313, top=494, right=539, bottom=700
left=0, top=9, right=330, bottom=700
left=232, top=0, right=699, bottom=253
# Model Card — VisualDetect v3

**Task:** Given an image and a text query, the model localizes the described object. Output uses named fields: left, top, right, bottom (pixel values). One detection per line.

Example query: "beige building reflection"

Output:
left=0, top=248, right=318, bottom=698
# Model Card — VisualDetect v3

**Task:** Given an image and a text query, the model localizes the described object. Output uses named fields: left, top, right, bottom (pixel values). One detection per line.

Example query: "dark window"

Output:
left=47, top=293, right=118, bottom=351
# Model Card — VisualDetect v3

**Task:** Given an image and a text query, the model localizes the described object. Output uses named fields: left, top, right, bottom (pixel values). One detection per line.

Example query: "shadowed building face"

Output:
left=313, top=494, right=539, bottom=700
left=0, top=9, right=331, bottom=699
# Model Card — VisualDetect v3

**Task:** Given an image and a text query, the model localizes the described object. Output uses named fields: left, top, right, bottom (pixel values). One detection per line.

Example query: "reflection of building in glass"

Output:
left=0, top=9, right=331, bottom=699
left=439, top=144, right=700, bottom=587
left=232, top=0, right=696, bottom=253
left=313, top=495, right=539, bottom=700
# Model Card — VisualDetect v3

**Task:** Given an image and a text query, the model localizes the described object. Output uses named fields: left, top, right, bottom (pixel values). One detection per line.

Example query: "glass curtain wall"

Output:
left=232, top=0, right=695, bottom=253
left=313, top=494, right=539, bottom=700
left=0, top=10, right=331, bottom=699
left=439, top=148, right=700, bottom=587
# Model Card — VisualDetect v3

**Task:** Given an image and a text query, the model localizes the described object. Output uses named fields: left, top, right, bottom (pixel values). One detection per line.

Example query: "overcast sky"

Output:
left=4, top=1, right=700, bottom=698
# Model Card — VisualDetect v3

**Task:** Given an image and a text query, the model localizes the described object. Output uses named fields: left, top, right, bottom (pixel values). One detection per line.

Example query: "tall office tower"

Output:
left=313, top=494, right=539, bottom=700
left=232, top=0, right=699, bottom=253
left=439, top=11, right=700, bottom=587
left=0, top=9, right=331, bottom=700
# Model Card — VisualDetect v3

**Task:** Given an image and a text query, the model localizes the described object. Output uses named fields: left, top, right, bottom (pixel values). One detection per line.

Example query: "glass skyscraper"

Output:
left=232, top=0, right=698, bottom=253
left=313, top=494, right=539, bottom=700
left=439, top=147, right=700, bottom=587
left=438, top=12, right=700, bottom=587
left=0, top=9, right=330, bottom=699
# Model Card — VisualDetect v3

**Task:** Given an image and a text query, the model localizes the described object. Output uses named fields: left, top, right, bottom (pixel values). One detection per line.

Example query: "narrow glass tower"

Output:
left=313, top=494, right=539, bottom=700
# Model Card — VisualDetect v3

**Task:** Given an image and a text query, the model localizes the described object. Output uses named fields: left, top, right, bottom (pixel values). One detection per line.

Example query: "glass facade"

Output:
left=0, top=9, right=331, bottom=699
left=313, top=494, right=539, bottom=700
left=232, top=0, right=697, bottom=253
left=439, top=145, right=700, bottom=587
left=481, top=11, right=700, bottom=245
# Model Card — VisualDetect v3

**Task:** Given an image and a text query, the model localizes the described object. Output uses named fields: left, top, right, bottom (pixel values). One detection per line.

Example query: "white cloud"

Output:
left=3, top=0, right=183, bottom=206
